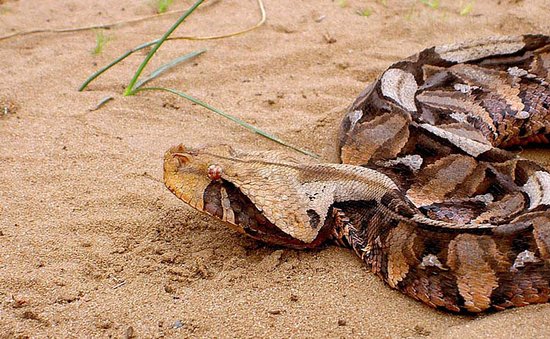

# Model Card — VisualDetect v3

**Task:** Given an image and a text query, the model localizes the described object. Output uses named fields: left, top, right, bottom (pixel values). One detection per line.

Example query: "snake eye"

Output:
left=207, top=164, right=223, bottom=181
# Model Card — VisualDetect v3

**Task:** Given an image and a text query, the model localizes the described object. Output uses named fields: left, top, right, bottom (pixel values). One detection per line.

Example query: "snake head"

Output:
left=164, top=144, right=210, bottom=210
left=163, top=144, right=332, bottom=248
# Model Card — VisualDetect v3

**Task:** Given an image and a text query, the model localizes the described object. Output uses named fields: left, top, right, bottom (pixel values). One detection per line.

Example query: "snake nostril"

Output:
left=172, top=153, right=191, bottom=166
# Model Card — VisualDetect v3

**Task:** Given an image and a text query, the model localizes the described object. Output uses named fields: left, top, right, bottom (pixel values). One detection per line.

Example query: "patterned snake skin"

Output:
left=164, top=34, right=550, bottom=313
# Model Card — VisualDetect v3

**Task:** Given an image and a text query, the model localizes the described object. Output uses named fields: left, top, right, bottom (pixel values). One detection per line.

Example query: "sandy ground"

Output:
left=1, top=0, right=550, bottom=337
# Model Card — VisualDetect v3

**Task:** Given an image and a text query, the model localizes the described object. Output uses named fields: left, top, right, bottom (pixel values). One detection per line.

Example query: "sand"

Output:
left=1, top=0, right=549, bottom=337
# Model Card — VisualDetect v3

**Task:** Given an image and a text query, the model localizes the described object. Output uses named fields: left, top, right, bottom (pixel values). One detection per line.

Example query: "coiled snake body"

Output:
left=164, top=34, right=550, bottom=313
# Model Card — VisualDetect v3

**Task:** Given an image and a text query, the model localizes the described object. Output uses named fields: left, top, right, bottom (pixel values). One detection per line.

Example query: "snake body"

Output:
left=164, top=34, right=550, bottom=313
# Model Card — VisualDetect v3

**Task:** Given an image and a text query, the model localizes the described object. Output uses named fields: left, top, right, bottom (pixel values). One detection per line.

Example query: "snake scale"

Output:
left=164, top=34, right=550, bottom=313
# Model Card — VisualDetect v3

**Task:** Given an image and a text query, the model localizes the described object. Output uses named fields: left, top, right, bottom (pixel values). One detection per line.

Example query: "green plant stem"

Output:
left=133, top=49, right=206, bottom=90
left=79, top=40, right=159, bottom=91
left=124, top=0, right=205, bottom=96
left=137, top=87, right=320, bottom=159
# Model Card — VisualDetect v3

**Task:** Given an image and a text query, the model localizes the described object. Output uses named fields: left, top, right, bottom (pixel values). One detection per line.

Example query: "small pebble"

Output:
left=323, top=33, right=337, bottom=44
left=338, top=319, right=347, bottom=326
left=414, top=325, right=431, bottom=336
left=97, top=320, right=112, bottom=329
left=164, top=284, right=175, bottom=294
left=12, top=297, right=28, bottom=309
left=21, top=310, right=40, bottom=320
left=125, top=326, right=135, bottom=339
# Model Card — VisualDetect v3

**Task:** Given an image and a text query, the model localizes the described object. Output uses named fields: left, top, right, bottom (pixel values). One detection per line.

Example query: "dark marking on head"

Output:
left=307, top=209, right=321, bottom=229
left=203, top=182, right=223, bottom=218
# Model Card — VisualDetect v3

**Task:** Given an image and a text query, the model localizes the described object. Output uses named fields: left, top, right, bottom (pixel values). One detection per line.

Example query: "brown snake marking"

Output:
left=164, top=34, right=550, bottom=313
